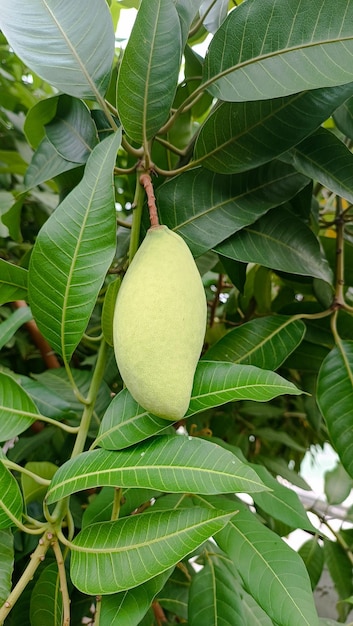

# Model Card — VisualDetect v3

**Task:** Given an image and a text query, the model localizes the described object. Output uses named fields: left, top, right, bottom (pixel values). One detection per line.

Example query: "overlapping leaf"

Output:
left=0, top=0, right=115, bottom=98
left=203, top=0, right=353, bottom=101
left=0, top=259, right=28, bottom=305
left=70, top=508, right=236, bottom=594
left=156, top=162, right=308, bottom=256
left=0, top=530, right=14, bottom=606
left=216, top=209, right=333, bottom=283
left=203, top=315, right=305, bottom=370
left=317, top=341, right=353, bottom=478
left=24, top=137, right=82, bottom=189
left=46, top=435, right=268, bottom=504
left=0, top=461, right=23, bottom=528
left=45, top=95, right=98, bottom=163
left=28, top=131, right=121, bottom=361
left=0, top=306, right=32, bottom=350
left=30, top=562, right=63, bottom=626
left=0, top=372, right=39, bottom=440
left=117, top=0, right=182, bottom=143
left=194, top=86, right=353, bottom=174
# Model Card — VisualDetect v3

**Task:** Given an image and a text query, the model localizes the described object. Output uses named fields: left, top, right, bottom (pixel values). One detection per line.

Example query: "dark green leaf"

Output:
left=29, top=562, right=63, bottom=626
left=324, top=462, right=353, bottom=505
left=324, top=539, right=353, bottom=622
left=333, top=95, right=353, bottom=139
left=0, top=0, right=115, bottom=99
left=117, top=0, right=182, bottom=142
left=28, top=131, right=121, bottom=361
left=298, top=539, right=324, bottom=590
left=0, top=461, right=23, bottom=528
left=46, top=435, right=268, bottom=504
left=156, top=162, right=309, bottom=256
left=0, top=306, right=32, bottom=350
left=203, top=1, right=353, bottom=101
left=203, top=315, right=305, bottom=370
left=317, top=342, right=353, bottom=478
left=45, top=95, right=98, bottom=163
left=0, top=259, right=28, bottom=305
left=0, top=530, right=14, bottom=605
left=216, top=209, right=333, bottom=283
left=24, top=96, right=59, bottom=149
left=0, top=372, right=39, bottom=441
left=70, top=508, right=235, bottom=594
left=24, top=137, right=82, bottom=189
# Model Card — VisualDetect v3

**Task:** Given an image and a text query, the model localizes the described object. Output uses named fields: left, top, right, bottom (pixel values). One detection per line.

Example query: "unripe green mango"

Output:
left=113, top=225, right=207, bottom=420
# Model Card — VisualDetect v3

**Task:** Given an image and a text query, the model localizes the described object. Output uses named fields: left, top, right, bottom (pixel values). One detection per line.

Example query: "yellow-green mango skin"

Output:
left=113, top=225, right=207, bottom=420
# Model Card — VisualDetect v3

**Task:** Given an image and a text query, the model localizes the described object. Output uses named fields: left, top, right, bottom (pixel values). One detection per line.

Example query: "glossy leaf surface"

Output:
left=0, top=530, right=13, bottom=605
left=0, top=259, right=28, bottom=305
left=28, top=131, right=121, bottom=361
left=0, top=306, right=32, bottom=350
left=45, top=95, right=98, bottom=163
left=30, top=562, right=63, bottom=626
left=70, top=508, right=235, bottom=594
left=0, top=372, right=39, bottom=440
left=0, top=461, right=23, bottom=528
left=46, top=435, right=267, bottom=503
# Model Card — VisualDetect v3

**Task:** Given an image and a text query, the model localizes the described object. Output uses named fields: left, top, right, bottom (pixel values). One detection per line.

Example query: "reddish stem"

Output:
left=139, top=173, right=160, bottom=227
left=13, top=300, right=60, bottom=369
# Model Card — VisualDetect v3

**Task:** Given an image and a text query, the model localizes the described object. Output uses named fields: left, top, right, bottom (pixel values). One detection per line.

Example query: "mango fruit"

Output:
left=113, top=225, right=207, bottom=420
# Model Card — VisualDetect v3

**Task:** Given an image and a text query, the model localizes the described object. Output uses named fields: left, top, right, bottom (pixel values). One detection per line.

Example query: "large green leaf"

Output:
left=45, top=95, right=98, bottom=163
left=156, top=162, right=309, bottom=256
left=203, top=316, right=305, bottom=370
left=95, top=360, right=301, bottom=450
left=194, top=87, right=353, bottom=174
left=29, top=562, right=63, bottom=626
left=317, top=341, right=353, bottom=478
left=0, top=306, right=32, bottom=350
left=100, top=570, right=172, bottom=626
left=28, top=131, right=121, bottom=361
left=216, top=209, right=333, bottom=283
left=212, top=498, right=320, bottom=626
left=0, top=461, right=23, bottom=528
left=117, top=0, right=182, bottom=143
left=0, top=372, right=39, bottom=441
left=298, top=539, right=324, bottom=591
left=0, top=259, right=28, bottom=305
left=24, top=137, right=82, bottom=189
left=70, top=507, right=235, bottom=594
left=324, top=539, right=353, bottom=622
left=189, top=558, right=245, bottom=625
left=203, top=0, right=353, bottom=101
left=0, top=530, right=14, bottom=606
left=46, top=435, right=268, bottom=504
left=0, top=0, right=114, bottom=99
left=283, top=127, right=353, bottom=203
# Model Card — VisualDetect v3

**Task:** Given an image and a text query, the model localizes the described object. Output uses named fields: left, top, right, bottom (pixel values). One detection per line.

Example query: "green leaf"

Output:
left=0, top=529, right=14, bottom=605
left=156, top=162, right=309, bottom=256
left=70, top=507, right=236, bottom=594
left=203, top=0, right=353, bottom=101
left=216, top=208, right=333, bottom=283
left=241, top=589, right=274, bottom=625
left=0, top=372, right=39, bottom=441
left=324, top=462, right=353, bottom=505
left=283, top=127, right=353, bottom=203
left=324, top=539, right=353, bottom=622
left=101, top=277, right=121, bottom=347
left=0, top=461, right=23, bottom=528
left=29, top=562, right=63, bottom=626
left=0, top=259, right=28, bottom=305
left=0, top=306, right=32, bottom=350
left=203, top=315, right=305, bottom=370
left=24, top=137, right=82, bottom=189
left=24, top=96, right=59, bottom=149
left=46, top=435, right=268, bottom=504
left=189, top=558, right=246, bottom=625
left=28, top=131, right=121, bottom=361
left=333, top=95, right=353, bottom=139
left=0, top=0, right=115, bottom=99
left=45, top=95, right=98, bottom=163
left=173, top=0, right=204, bottom=47
left=298, top=539, right=324, bottom=591
left=317, top=342, right=353, bottom=478
left=213, top=498, right=320, bottom=626
left=187, top=361, right=301, bottom=415
left=21, top=461, right=57, bottom=505
left=194, top=87, right=353, bottom=174
left=100, top=570, right=173, bottom=626
left=117, top=0, right=182, bottom=143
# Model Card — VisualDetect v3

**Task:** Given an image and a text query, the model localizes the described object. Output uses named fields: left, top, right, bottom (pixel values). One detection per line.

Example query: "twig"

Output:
left=139, top=173, right=159, bottom=227
left=13, top=300, right=60, bottom=369
left=51, top=538, right=71, bottom=626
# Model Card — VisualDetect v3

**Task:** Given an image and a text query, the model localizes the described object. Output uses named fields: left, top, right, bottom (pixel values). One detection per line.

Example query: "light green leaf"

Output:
left=117, top=0, right=182, bottom=143
left=203, top=316, right=305, bottom=370
left=46, top=435, right=268, bottom=504
left=70, top=507, right=235, bottom=594
left=216, top=208, right=333, bottom=283
left=0, top=259, right=28, bottom=305
left=241, top=589, right=274, bottom=625
left=24, top=136, right=82, bottom=189
left=21, top=461, right=57, bottom=505
left=189, top=558, right=246, bottom=625
left=0, top=372, right=39, bottom=441
left=156, top=162, right=309, bottom=257
left=100, top=570, right=173, bottom=626
left=0, top=0, right=115, bottom=99
left=24, top=96, right=59, bottom=149
left=203, top=0, right=353, bottom=101
left=0, top=306, right=32, bottom=350
left=317, top=342, right=353, bottom=478
left=324, top=462, right=353, bottom=505
left=283, top=126, right=353, bottom=203
left=213, top=498, right=320, bottom=626
left=173, top=0, right=204, bottom=47
left=324, top=539, right=353, bottom=622
left=0, top=530, right=14, bottom=605
left=45, top=95, right=98, bottom=163
left=299, top=539, right=324, bottom=591
left=0, top=461, right=23, bottom=528
left=30, top=562, right=63, bottom=626
left=28, top=131, right=121, bottom=361
left=334, top=95, right=353, bottom=140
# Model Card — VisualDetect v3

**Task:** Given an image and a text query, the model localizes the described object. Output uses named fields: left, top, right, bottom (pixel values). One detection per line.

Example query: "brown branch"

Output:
left=139, top=173, right=160, bottom=227
left=13, top=300, right=60, bottom=369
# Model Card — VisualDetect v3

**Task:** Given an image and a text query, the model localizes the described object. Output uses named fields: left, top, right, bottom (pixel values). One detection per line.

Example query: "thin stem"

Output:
left=140, top=173, right=159, bottom=227
left=121, top=135, right=144, bottom=159
left=63, top=359, right=88, bottom=405
left=322, top=518, right=353, bottom=567
left=51, top=539, right=71, bottom=626
left=34, top=414, right=80, bottom=434
left=334, top=197, right=346, bottom=307
left=111, top=488, right=122, bottom=521
left=2, top=460, right=51, bottom=485
left=154, top=136, right=186, bottom=156
left=188, top=0, right=220, bottom=37
left=0, top=532, right=52, bottom=624
left=95, top=596, right=102, bottom=626
left=128, top=174, right=145, bottom=262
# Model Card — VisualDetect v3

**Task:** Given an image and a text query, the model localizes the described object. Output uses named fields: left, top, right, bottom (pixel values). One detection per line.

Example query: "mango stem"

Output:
left=140, top=173, right=159, bottom=227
